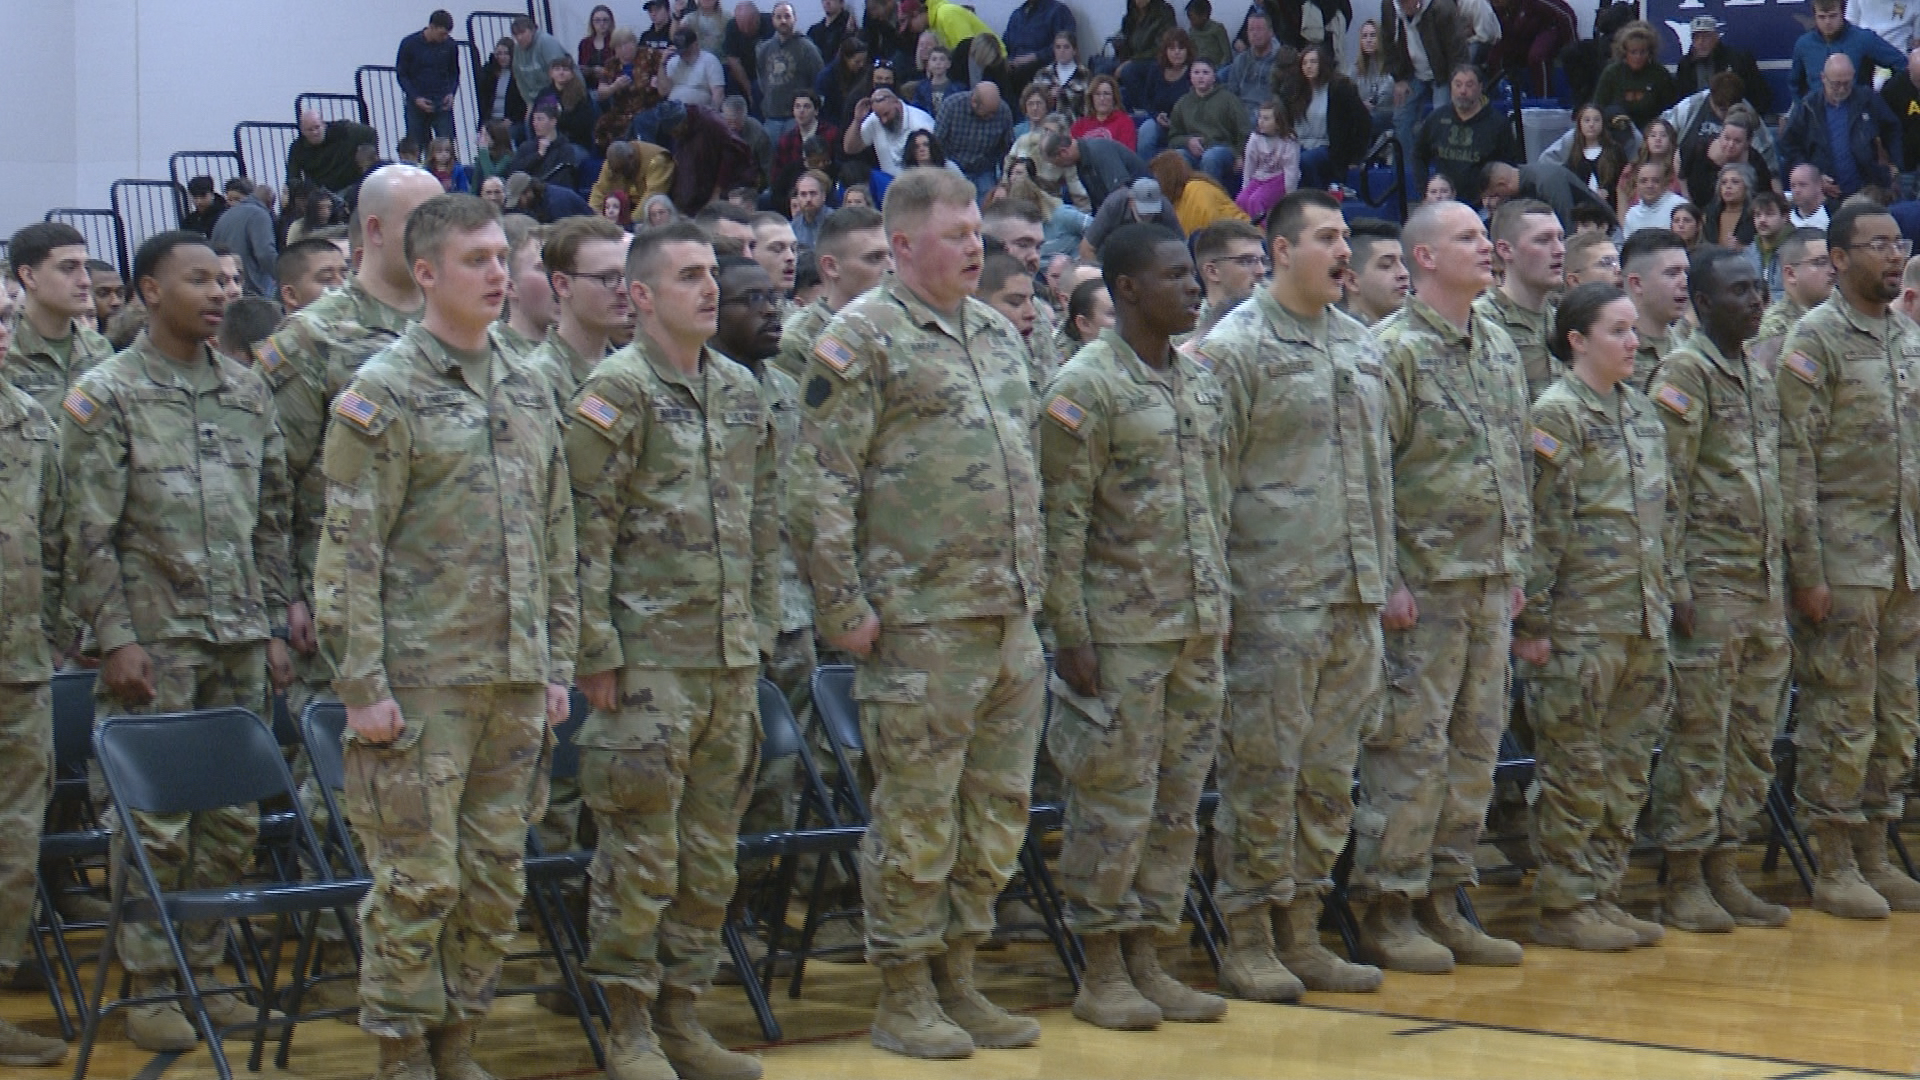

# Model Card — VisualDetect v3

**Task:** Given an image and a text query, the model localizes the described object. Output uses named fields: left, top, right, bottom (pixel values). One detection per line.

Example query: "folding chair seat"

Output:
left=80, top=708, right=368, bottom=1080
left=32, top=669, right=109, bottom=1038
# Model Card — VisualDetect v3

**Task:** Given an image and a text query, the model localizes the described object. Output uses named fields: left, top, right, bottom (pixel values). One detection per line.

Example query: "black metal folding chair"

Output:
left=34, top=670, right=108, bottom=1038
left=79, top=709, right=368, bottom=1080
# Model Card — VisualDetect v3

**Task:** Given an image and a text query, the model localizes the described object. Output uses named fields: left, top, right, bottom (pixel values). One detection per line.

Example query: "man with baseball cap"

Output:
left=1080, top=178, right=1186, bottom=262
left=1676, top=16, right=1770, bottom=111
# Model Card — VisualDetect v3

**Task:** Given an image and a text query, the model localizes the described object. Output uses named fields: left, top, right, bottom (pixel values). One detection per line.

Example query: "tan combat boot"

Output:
left=1660, top=850, right=1735, bottom=932
left=603, top=984, right=676, bottom=1080
left=1532, top=903, right=1636, bottom=951
left=1356, top=895, right=1454, bottom=973
left=192, top=969, right=285, bottom=1032
left=1811, top=820, right=1890, bottom=919
left=1703, top=848, right=1789, bottom=927
left=125, top=974, right=198, bottom=1052
left=930, top=939, right=1040, bottom=1047
left=371, top=1033, right=433, bottom=1080
left=1274, top=898, right=1382, bottom=992
left=1218, top=908, right=1303, bottom=1003
left=1853, top=822, right=1920, bottom=912
left=1594, top=898, right=1664, bottom=945
left=1069, top=933, right=1161, bottom=1030
left=655, top=987, right=761, bottom=1080
left=1414, top=892, right=1523, bottom=966
left=1122, top=930, right=1226, bottom=1021
left=428, top=1020, right=496, bottom=1080
left=0, top=1016, right=67, bottom=1067
left=870, top=959, right=973, bottom=1059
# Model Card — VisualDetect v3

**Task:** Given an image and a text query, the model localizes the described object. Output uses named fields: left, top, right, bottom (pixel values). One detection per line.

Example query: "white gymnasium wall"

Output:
left=10, top=0, right=1606, bottom=240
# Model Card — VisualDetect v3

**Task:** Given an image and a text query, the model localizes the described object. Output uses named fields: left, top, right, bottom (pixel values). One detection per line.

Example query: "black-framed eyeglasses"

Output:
left=572, top=270, right=627, bottom=290
left=720, top=289, right=781, bottom=308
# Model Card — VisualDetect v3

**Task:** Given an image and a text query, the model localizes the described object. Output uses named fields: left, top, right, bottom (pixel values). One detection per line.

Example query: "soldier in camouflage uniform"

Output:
left=1644, top=248, right=1793, bottom=932
left=524, top=216, right=628, bottom=408
left=1196, top=191, right=1395, bottom=999
left=314, top=196, right=578, bottom=1080
left=565, top=232, right=780, bottom=1080
left=4, top=222, right=115, bottom=415
left=1354, top=201, right=1531, bottom=973
left=1747, top=227, right=1833, bottom=374
left=1518, top=282, right=1672, bottom=953
left=774, top=206, right=890, bottom=383
left=984, top=199, right=1065, bottom=394
left=794, top=170, right=1046, bottom=1060
left=0, top=286, right=71, bottom=1068
left=62, top=232, right=294, bottom=1049
left=496, top=216, right=555, bottom=359
left=1622, top=228, right=1692, bottom=391
left=1777, top=203, right=1920, bottom=920
left=1038, top=224, right=1229, bottom=1032
left=1471, top=200, right=1563, bottom=401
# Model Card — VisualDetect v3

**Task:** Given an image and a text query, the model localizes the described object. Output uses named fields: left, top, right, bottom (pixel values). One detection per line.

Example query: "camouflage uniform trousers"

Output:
left=856, top=616, right=1044, bottom=965
left=580, top=666, right=760, bottom=998
left=1049, top=635, right=1224, bottom=935
left=1791, top=582, right=1920, bottom=826
left=1648, top=596, right=1790, bottom=852
left=345, top=684, right=550, bottom=1038
left=0, top=682, right=51, bottom=973
left=1352, top=576, right=1513, bottom=902
left=1213, top=604, right=1384, bottom=915
left=1525, top=633, right=1671, bottom=911
left=102, top=639, right=266, bottom=974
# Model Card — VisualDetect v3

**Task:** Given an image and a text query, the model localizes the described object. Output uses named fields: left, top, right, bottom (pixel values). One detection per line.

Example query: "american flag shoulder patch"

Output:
left=62, top=388, right=99, bottom=425
left=253, top=339, right=286, bottom=372
left=333, top=389, right=380, bottom=430
left=1785, top=352, right=1820, bottom=385
left=1046, top=394, right=1087, bottom=432
left=577, top=393, right=622, bottom=431
left=813, top=335, right=855, bottom=375
left=1532, top=427, right=1561, bottom=461
left=1654, top=383, right=1694, bottom=418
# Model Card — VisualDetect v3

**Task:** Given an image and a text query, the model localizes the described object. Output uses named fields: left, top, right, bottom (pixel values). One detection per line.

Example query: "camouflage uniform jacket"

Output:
left=62, top=335, right=291, bottom=655
left=1632, top=321, right=1675, bottom=392
left=776, top=298, right=833, bottom=382
left=1376, top=297, right=1532, bottom=588
left=525, top=332, right=603, bottom=410
left=0, top=381, right=65, bottom=681
left=1746, top=294, right=1810, bottom=376
left=315, top=324, right=578, bottom=707
left=254, top=274, right=417, bottom=605
left=1472, top=287, right=1557, bottom=401
left=1518, top=373, right=1670, bottom=642
left=1037, top=329, right=1229, bottom=648
left=1648, top=329, right=1784, bottom=608
left=564, top=334, right=779, bottom=676
left=1777, top=294, right=1920, bottom=591
left=492, top=321, right=540, bottom=361
left=1029, top=300, right=1065, bottom=397
left=6, top=316, right=113, bottom=416
left=1196, top=287, right=1396, bottom=611
left=756, top=360, right=815, bottom=634
left=797, top=276, right=1044, bottom=635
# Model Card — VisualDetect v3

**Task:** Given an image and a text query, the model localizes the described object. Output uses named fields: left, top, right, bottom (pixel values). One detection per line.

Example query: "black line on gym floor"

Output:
left=1393, top=1022, right=1458, bottom=1036
left=133, top=1048, right=183, bottom=1080
left=1305, top=1004, right=1901, bottom=1078
left=1768, top=1069, right=1833, bottom=1080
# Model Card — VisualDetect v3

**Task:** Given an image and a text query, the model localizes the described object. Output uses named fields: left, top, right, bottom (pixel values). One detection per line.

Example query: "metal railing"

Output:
left=294, top=92, right=368, bottom=127
left=234, top=122, right=301, bottom=203
left=110, top=180, right=184, bottom=271
left=42, top=210, right=124, bottom=276
left=356, top=65, right=407, bottom=161
left=168, top=150, right=246, bottom=198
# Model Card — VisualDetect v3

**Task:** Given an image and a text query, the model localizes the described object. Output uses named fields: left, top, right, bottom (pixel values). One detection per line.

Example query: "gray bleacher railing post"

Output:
left=168, top=151, right=246, bottom=200
left=357, top=66, right=405, bottom=161
left=294, top=92, right=369, bottom=128
left=455, top=41, right=482, bottom=166
left=42, top=210, right=124, bottom=278
left=110, top=180, right=185, bottom=275
left=234, top=122, right=301, bottom=205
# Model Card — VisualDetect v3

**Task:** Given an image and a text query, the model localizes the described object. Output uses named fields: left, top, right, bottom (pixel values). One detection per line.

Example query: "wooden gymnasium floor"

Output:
left=17, top=841, right=1920, bottom=1080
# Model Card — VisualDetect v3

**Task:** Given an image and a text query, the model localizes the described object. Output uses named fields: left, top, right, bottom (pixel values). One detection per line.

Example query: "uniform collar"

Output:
left=407, top=323, right=501, bottom=396
left=1680, top=326, right=1749, bottom=383
left=128, top=332, right=233, bottom=392
left=1253, top=287, right=1329, bottom=342
left=1566, top=369, right=1626, bottom=419
left=631, top=327, right=714, bottom=396
left=1833, top=290, right=1896, bottom=342
left=885, top=275, right=982, bottom=343
left=1406, top=295, right=1479, bottom=348
left=341, top=273, right=422, bottom=332
left=10, top=313, right=88, bottom=360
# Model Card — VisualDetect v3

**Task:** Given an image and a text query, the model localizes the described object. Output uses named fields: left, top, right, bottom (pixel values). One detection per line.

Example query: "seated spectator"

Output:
left=182, top=176, right=227, bottom=236
left=1676, top=16, right=1770, bottom=112
left=1788, top=160, right=1834, bottom=227
left=1012, top=84, right=1051, bottom=137
left=810, top=0, right=858, bottom=64
left=287, top=108, right=379, bottom=194
left=509, top=102, right=584, bottom=190
left=1547, top=104, right=1629, bottom=213
left=936, top=82, right=1015, bottom=197
left=1186, top=0, right=1233, bottom=67
left=760, top=2, right=826, bottom=140
left=1045, top=128, right=1151, bottom=209
left=1680, top=101, right=1772, bottom=209
left=394, top=137, right=425, bottom=166
left=1749, top=189, right=1792, bottom=295
left=819, top=38, right=874, bottom=127
left=1669, top=199, right=1705, bottom=248
left=1080, top=176, right=1186, bottom=258
left=1423, top=172, right=1455, bottom=202
left=591, top=139, right=675, bottom=215
left=1781, top=53, right=1903, bottom=196
left=580, top=4, right=617, bottom=82
left=1592, top=21, right=1678, bottom=128
left=1792, top=0, right=1905, bottom=99
left=479, top=36, right=528, bottom=126
left=845, top=84, right=937, bottom=180
left=1239, top=101, right=1300, bottom=219
left=723, top=2, right=773, bottom=102
left=1168, top=58, right=1247, bottom=187
left=424, top=137, right=472, bottom=193
left=1222, top=11, right=1286, bottom=122
left=479, top=174, right=509, bottom=212
left=662, top=26, right=728, bottom=109
left=1883, top=45, right=1920, bottom=194
left=911, top=45, right=969, bottom=113
left=1413, top=63, right=1519, bottom=205
left=1150, top=149, right=1250, bottom=230
left=1003, top=0, right=1077, bottom=94
left=508, top=171, right=593, bottom=221
left=640, top=2, right=675, bottom=50
left=1123, top=30, right=1194, bottom=159
left=1111, top=0, right=1178, bottom=72
left=1028, top=31, right=1091, bottom=117
left=1008, top=168, right=1093, bottom=256
left=540, top=56, right=601, bottom=147
left=285, top=188, right=342, bottom=245
left=1279, top=41, right=1369, bottom=190
left=722, top=94, right=775, bottom=183
left=1622, top=159, right=1687, bottom=235
left=1011, top=113, right=1092, bottom=207
left=774, top=90, right=840, bottom=202
left=396, top=9, right=461, bottom=147
left=1485, top=0, right=1575, bottom=98
left=512, top=15, right=571, bottom=105
left=1073, top=75, right=1137, bottom=149
left=650, top=100, right=757, bottom=213
left=597, top=28, right=646, bottom=102
left=903, top=129, right=969, bottom=177
left=789, top=169, right=834, bottom=244
left=842, top=181, right=874, bottom=206
left=210, top=177, right=278, bottom=297
left=641, top=191, right=679, bottom=226
left=1613, top=116, right=1682, bottom=210
left=1702, top=160, right=1758, bottom=245
left=475, top=119, right=517, bottom=182
left=1479, top=159, right=1620, bottom=233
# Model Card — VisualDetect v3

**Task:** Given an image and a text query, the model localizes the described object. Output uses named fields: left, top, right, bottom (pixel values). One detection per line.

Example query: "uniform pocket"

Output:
left=342, top=722, right=430, bottom=838
left=1797, top=621, right=1870, bottom=689
left=853, top=667, right=929, bottom=704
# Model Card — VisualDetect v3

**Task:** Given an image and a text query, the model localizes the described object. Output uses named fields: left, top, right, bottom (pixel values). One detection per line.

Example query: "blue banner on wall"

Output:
left=1645, top=0, right=1813, bottom=64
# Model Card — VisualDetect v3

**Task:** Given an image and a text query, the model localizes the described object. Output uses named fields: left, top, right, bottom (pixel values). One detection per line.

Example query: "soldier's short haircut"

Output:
left=977, top=251, right=1030, bottom=296
left=626, top=220, right=716, bottom=285
left=1548, top=282, right=1631, bottom=365
left=9, top=222, right=90, bottom=275
left=1065, top=277, right=1108, bottom=340
left=715, top=255, right=765, bottom=292
left=694, top=201, right=754, bottom=230
left=217, top=295, right=285, bottom=356
left=276, top=238, right=342, bottom=288
left=85, top=258, right=120, bottom=279
left=1399, top=200, right=1467, bottom=276
left=1687, top=243, right=1754, bottom=299
left=750, top=211, right=794, bottom=235
left=541, top=215, right=627, bottom=277
left=1829, top=198, right=1894, bottom=253
left=815, top=205, right=884, bottom=256
left=1346, top=216, right=1402, bottom=268
left=131, top=230, right=216, bottom=293
left=1564, top=229, right=1615, bottom=273
left=403, top=193, right=503, bottom=267
left=503, top=214, right=548, bottom=276
left=1620, top=227, right=1689, bottom=274
left=1191, top=220, right=1265, bottom=264
left=1265, top=189, right=1342, bottom=246
left=982, top=198, right=1046, bottom=228
left=1100, top=222, right=1184, bottom=295
left=1777, top=226, right=1827, bottom=266
left=711, top=234, right=749, bottom=258
left=1903, top=253, right=1920, bottom=289
left=1489, top=198, right=1557, bottom=245
left=881, top=169, right=979, bottom=238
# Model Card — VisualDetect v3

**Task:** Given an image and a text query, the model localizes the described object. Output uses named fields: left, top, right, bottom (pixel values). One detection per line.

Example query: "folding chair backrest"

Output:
left=758, top=677, right=843, bottom=829
left=95, top=709, right=291, bottom=815
left=811, top=665, right=862, bottom=753
left=301, top=701, right=351, bottom=795
left=51, top=670, right=97, bottom=778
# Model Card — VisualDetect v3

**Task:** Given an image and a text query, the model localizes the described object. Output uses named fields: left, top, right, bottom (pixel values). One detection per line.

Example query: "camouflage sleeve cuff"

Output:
left=333, top=673, right=392, bottom=710
left=819, top=598, right=877, bottom=641
left=96, top=619, right=139, bottom=657
left=1049, top=616, right=1093, bottom=650
left=576, top=637, right=625, bottom=679
left=548, top=658, right=576, bottom=686
left=1513, top=605, right=1552, bottom=642
left=266, top=603, right=290, bottom=633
